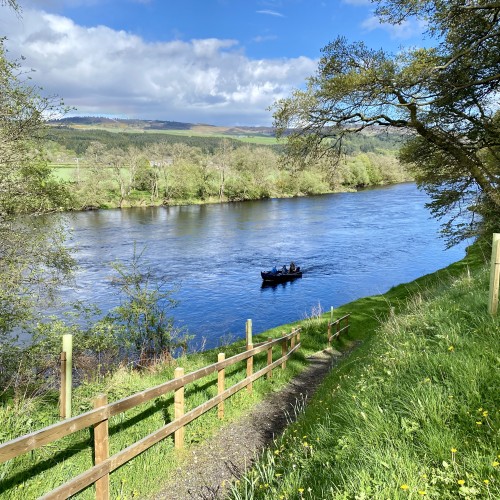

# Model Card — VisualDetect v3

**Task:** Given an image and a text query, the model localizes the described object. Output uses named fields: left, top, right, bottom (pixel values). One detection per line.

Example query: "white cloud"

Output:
left=361, top=15, right=425, bottom=40
left=3, top=8, right=316, bottom=125
left=256, top=9, right=285, bottom=17
left=252, top=34, right=278, bottom=43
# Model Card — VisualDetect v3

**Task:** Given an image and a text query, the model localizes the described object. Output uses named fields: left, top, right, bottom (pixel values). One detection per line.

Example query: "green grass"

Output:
left=1, top=242, right=495, bottom=499
left=228, top=242, right=500, bottom=499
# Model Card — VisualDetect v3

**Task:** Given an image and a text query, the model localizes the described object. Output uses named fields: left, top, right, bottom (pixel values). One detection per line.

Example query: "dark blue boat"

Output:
left=261, top=265, right=302, bottom=283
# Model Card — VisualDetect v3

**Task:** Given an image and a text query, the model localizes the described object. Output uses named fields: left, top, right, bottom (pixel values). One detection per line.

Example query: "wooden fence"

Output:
left=0, top=328, right=301, bottom=500
left=327, top=314, right=350, bottom=345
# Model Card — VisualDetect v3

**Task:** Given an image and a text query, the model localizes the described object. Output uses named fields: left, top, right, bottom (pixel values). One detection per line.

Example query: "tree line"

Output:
left=45, top=128, right=409, bottom=209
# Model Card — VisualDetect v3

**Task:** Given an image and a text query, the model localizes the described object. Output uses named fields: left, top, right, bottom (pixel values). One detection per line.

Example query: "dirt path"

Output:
left=153, top=347, right=351, bottom=500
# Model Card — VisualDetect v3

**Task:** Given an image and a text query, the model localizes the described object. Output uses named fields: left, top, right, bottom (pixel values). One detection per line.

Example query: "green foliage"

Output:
left=44, top=125, right=408, bottom=209
left=272, top=1, right=500, bottom=245
left=105, top=248, right=189, bottom=360
left=0, top=39, right=75, bottom=384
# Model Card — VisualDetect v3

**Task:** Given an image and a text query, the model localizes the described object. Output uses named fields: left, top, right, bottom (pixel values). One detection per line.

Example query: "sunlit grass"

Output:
left=228, top=245, right=500, bottom=499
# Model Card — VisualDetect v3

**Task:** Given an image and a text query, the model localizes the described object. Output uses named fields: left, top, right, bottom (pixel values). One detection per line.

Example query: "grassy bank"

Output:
left=1, top=242, right=495, bottom=498
left=228, top=242, right=500, bottom=499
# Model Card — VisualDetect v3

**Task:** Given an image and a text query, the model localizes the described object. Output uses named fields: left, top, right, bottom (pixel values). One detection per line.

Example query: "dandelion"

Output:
left=448, top=345, right=454, bottom=351
left=274, top=450, right=280, bottom=455
left=298, top=487, right=304, bottom=494
left=457, top=479, right=465, bottom=485
left=476, top=421, right=483, bottom=425
left=483, top=410, right=489, bottom=417
left=492, top=461, right=499, bottom=467
left=418, top=491, right=426, bottom=496
left=400, top=484, right=409, bottom=490
left=451, top=448, right=457, bottom=453
left=484, top=479, right=490, bottom=485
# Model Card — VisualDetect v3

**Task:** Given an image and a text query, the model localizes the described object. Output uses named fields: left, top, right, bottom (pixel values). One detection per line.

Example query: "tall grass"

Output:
left=228, top=260, right=499, bottom=499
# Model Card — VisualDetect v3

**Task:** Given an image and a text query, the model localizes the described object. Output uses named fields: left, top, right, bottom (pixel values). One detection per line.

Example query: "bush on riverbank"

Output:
left=229, top=243, right=500, bottom=499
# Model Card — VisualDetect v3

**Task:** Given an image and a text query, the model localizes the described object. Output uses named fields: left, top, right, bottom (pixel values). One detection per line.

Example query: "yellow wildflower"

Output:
left=448, top=345, right=454, bottom=351
left=457, top=479, right=465, bottom=485
left=484, top=479, right=490, bottom=485
left=418, top=491, right=426, bottom=496
left=400, top=484, right=409, bottom=490
left=492, top=461, right=499, bottom=467
left=451, top=448, right=457, bottom=453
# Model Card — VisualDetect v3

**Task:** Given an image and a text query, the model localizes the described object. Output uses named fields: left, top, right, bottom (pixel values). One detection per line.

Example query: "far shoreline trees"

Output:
left=46, top=127, right=410, bottom=210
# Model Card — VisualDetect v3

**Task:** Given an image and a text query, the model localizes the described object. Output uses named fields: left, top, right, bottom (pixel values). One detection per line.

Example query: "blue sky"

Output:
left=3, top=0, right=427, bottom=125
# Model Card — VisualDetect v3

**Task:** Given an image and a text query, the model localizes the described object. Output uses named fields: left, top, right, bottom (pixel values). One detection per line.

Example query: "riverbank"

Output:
left=0, top=240, right=491, bottom=498
left=67, top=181, right=367, bottom=212
left=228, top=239, right=500, bottom=499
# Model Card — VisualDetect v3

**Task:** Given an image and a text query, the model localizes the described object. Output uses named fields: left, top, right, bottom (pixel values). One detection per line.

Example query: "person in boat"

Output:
left=271, top=266, right=278, bottom=275
left=282, top=265, right=288, bottom=274
left=289, top=261, right=296, bottom=273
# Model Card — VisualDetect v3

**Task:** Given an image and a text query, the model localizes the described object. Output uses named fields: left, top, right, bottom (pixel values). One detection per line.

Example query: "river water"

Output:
left=57, top=183, right=467, bottom=349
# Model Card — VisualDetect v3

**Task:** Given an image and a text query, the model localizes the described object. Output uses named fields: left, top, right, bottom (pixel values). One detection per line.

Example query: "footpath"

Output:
left=153, top=346, right=353, bottom=499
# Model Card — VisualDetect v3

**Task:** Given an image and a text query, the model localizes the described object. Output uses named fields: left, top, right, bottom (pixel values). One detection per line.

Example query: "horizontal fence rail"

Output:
left=327, top=313, right=350, bottom=346
left=0, top=327, right=301, bottom=499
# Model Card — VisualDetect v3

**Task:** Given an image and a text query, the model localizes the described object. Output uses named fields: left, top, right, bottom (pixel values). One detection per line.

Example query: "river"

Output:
left=57, top=183, right=467, bottom=349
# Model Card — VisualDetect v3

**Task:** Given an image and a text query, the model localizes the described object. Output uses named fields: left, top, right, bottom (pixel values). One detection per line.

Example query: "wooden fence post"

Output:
left=59, top=352, right=67, bottom=419
left=93, top=394, right=109, bottom=500
left=246, top=342, right=254, bottom=393
left=62, top=334, right=73, bottom=418
left=327, top=322, right=332, bottom=347
left=246, top=319, right=252, bottom=346
left=217, top=353, right=225, bottom=419
left=291, top=329, right=296, bottom=350
left=488, top=233, right=500, bottom=315
left=174, top=367, right=185, bottom=449
left=330, top=306, right=334, bottom=323
left=267, top=338, right=273, bottom=379
left=281, top=333, right=287, bottom=369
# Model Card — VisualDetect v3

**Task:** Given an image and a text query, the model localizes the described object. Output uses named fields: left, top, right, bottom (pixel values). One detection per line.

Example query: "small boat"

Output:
left=261, top=266, right=302, bottom=283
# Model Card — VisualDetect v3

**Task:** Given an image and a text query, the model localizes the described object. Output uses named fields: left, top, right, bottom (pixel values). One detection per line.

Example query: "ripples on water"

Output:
left=54, top=183, right=467, bottom=349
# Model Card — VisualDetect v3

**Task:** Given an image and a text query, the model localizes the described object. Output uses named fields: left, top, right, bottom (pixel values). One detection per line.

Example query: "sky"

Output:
left=2, top=0, right=428, bottom=126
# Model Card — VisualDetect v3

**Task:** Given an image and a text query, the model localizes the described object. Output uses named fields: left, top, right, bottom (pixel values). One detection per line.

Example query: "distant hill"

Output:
left=48, top=117, right=277, bottom=137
